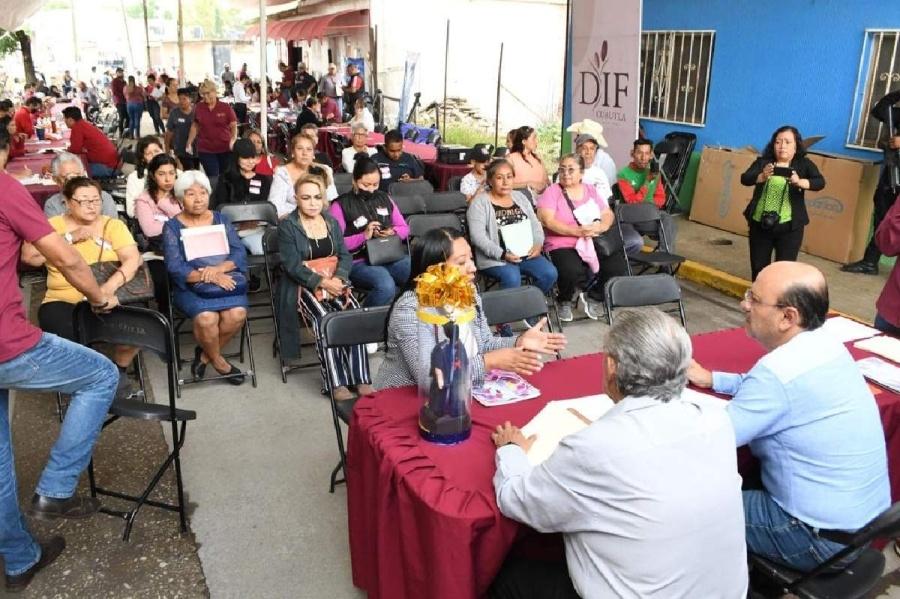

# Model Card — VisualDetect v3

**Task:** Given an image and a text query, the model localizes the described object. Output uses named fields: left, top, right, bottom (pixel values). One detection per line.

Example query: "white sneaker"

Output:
left=366, top=343, right=379, bottom=354
left=558, top=302, right=574, bottom=322
left=579, top=292, right=604, bottom=321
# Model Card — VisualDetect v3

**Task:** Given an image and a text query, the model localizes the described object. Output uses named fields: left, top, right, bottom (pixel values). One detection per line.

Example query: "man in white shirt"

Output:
left=490, top=308, right=748, bottom=599
left=341, top=122, right=376, bottom=173
left=233, top=73, right=251, bottom=126
left=575, top=133, right=613, bottom=201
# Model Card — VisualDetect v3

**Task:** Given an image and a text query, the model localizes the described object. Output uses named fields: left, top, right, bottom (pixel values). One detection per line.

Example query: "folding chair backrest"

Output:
left=447, top=175, right=463, bottom=192
left=514, top=187, right=534, bottom=207
left=320, top=306, right=390, bottom=349
left=425, top=191, right=467, bottom=214
left=481, top=286, right=549, bottom=327
left=407, top=213, right=463, bottom=239
left=334, top=172, right=353, bottom=195
left=616, top=202, right=663, bottom=236
left=604, top=274, right=686, bottom=326
left=219, top=201, right=278, bottom=227
left=389, top=179, right=434, bottom=197
left=392, top=193, right=427, bottom=217
left=261, top=227, right=282, bottom=267
left=73, top=303, right=174, bottom=362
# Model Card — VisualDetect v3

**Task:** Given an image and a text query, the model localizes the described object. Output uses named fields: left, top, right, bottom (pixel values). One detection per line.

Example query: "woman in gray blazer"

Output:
left=466, top=159, right=557, bottom=296
left=374, top=227, right=566, bottom=390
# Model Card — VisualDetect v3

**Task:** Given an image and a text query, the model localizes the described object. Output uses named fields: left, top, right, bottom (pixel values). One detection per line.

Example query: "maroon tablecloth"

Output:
left=425, top=161, right=470, bottom=191
left=12, top=135, right=74, bottom=206
left=347, top=327, right=900, bottom=599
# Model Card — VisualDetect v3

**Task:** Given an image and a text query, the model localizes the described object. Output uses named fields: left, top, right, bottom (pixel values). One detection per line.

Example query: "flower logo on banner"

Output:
left=578, top=39, right=629, bottom=118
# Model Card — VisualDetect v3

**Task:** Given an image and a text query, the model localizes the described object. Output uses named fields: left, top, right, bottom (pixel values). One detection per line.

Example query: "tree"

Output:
left=0, top=29, right=37, bottom=84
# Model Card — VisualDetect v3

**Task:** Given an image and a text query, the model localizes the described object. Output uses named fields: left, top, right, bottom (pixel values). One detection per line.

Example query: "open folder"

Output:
left=520, top=389, right=728, bottom=466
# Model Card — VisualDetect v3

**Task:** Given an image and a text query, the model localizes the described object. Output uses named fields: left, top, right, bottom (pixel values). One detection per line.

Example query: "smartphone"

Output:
left=773, top=166, right=793, bottom=178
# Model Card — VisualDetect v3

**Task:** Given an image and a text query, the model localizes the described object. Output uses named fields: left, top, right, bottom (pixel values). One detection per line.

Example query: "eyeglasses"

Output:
left=69, top=198, right=102, bottom=207
left=743, top=289, right=785, bottom=309
left=298, top=194, right=323, bottom=201
left=557, top=167, right=579, bottom=174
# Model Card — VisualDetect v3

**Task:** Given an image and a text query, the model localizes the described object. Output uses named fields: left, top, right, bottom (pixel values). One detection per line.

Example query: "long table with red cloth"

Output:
left=346, top=326, right=900, bottom=599
left=11, top=134, right=77, bottom=207
left=425, top=160, right=470, bottom=191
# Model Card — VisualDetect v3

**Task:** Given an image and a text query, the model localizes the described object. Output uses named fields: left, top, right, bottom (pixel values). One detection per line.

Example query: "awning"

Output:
left=0, top=0, right=48, bottom=32
left=245, top=9, right=366, bottom=41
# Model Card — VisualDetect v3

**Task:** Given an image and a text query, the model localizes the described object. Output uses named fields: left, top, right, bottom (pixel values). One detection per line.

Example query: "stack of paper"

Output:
left=855, top=336, right=900, bottom=364
left=857, top=357, right=900, bottom=394
left=181, top=224, right=229, bottom=261
left=521, top=395, right=614, bottom=465
left=821, top=316, right=881, bottom=344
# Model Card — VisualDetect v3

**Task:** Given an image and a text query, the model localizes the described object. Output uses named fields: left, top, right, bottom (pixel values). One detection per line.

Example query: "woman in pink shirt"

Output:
left=536, top=154, right=627, bottom=322
left=507, top=126, right=549, bottom=194
left=134, top=153, right=182, bottom=241
left=125, top=75, right=145, bottom=139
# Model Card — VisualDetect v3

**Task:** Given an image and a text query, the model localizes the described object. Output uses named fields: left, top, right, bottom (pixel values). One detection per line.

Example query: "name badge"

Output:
left=249, top=187, right=260, bottom=194
left=177, top=118, right=185, bottom=123
left=153, top=214, right=169, bottom=222
left=94, top=238, right=113, bottom=251
left=376, top=207, right=389, bottom=216
left=353, top=215, right=368, bottom=228
left=379, top=166, right=392, bottom=180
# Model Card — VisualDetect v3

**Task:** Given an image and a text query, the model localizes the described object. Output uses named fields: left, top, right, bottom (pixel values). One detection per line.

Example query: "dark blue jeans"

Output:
left=743, top=489, right=857, bottom=572
left=875, top=314, right=900, bottom=337
left=197, top=151, right=231, bottom=178
left=481, top=256, right=558, bottom=294
left=0, top=333, right=117, bottom=575
left=126, top=101, right=143, bottom=138
left=349, top=256, right=411, bottom=307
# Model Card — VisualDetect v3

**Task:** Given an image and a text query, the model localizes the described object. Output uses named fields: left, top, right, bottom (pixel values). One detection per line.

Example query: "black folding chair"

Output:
left=261, top=227, right=320, bottom=383
left=615, top=203, right=685, bottom=275
left=334, top=172, right=353, bottom=195
left=320, top=306, right=390, bottom=492
left=425, top=191, right=467, bottom=215
left=749, top=501, right=900, bottom=599
left=481, top=286, right=561, bottom=358
left=388, top=179, right=434, bottom=197
left=391, top=193, right=427, bottom=217
left=407, top=213, right=463, bottom=240
left=447, top=175, right=463, bottom=192
left=73, top=303, right=195, bottom=541
left=603, top=274, right=686, bottom=326
left=654, top=132, right=696, bottom=213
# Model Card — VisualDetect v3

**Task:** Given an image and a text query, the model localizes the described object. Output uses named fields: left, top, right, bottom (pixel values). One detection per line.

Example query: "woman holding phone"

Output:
left=740, top=125, right=825, bottom=281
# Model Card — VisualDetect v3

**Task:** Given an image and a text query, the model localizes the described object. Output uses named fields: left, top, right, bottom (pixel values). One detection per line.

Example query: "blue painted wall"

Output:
left=640, top=0, right=900, bottom=160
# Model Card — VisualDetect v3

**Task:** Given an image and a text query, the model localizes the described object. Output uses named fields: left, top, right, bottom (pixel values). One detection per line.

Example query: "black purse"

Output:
left=758, top=180, right=789, bottom=231
left=560, top=186, right=623, bottom=257
left=362, top=197, right=407, bottom=265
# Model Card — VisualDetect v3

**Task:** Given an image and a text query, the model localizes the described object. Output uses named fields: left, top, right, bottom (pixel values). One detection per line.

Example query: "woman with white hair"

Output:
left=341, top=122, right=376, bottom=173
left=162, top=170, right=248, bottom=384
left=185, top=80, right=237, bottom=178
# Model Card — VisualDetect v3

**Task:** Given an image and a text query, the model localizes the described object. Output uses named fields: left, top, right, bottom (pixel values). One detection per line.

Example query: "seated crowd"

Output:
left=8, top=72, right=890, bottom=598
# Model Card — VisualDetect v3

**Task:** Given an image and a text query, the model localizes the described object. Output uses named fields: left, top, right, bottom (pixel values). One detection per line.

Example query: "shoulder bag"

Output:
left=364, top=197, right=407, bottom=266
left=560, top=185, right=623, bottom=257
left=89, top=218, right=155, bottom=304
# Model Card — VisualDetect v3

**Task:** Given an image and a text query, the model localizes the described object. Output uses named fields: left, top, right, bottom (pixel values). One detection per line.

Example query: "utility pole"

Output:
left=177, top=0, right=184, bottom=81
left=70, top=0, right=80, bottom=81
left=119, top=0, right=136, bottom=70
left=142, top=0, right=151, bottom=72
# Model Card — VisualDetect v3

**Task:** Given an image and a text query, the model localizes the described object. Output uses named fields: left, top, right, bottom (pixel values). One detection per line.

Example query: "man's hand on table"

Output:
left=687, top=359, right=713, bottom=389
left=491, top=421, right=536, bottom=452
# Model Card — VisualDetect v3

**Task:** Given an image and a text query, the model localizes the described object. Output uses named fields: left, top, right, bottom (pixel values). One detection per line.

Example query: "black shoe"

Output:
left=841, top=260, right=878, bottom=275
left=215, top=363, right=245, bottom=386
left=190, top=346, right=206, bottom=380
left=28, top=494, right=100, bottom=521
left=5, top=536, right=66, bottom=593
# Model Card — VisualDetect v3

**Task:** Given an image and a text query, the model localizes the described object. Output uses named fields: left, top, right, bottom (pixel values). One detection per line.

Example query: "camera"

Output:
left=772, top=166, right=793, bottom=178
left=759, top=211, right=780, bottom=231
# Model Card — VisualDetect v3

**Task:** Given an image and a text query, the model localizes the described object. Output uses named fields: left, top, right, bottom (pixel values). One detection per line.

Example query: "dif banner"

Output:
left=565, top=0, right=642, bottom=167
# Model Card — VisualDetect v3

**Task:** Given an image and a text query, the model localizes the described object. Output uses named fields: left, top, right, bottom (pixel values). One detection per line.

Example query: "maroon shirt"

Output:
left=0, top=174, right=53, bottom=362
left=111, top=76, right=126, bottom=104
left=876, top=195, right=900, bottom=327
left=193, top=100, right=236, bottom=154
left=68, top=119, right=119, bottom=169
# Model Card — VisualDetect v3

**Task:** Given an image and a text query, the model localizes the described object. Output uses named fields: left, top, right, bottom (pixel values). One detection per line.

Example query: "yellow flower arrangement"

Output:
left=415, top=264, right=476, bottom=325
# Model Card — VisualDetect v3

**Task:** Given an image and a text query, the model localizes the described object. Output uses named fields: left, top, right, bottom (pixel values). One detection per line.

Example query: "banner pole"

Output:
left=494, top=42, right=503, bottom=149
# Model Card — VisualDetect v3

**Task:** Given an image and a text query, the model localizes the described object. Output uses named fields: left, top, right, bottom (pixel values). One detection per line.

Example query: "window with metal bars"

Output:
left=640, top=30, right=715, bottom=126
left=848, top=30, right=900, bottom=151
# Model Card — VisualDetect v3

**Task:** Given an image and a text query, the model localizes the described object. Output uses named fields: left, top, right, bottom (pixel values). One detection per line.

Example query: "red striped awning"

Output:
left=244, top=9, right=366, bottom=41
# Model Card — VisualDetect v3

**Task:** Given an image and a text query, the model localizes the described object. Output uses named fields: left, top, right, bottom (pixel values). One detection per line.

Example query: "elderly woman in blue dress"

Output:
left=162, top=170, right=249, bottom=384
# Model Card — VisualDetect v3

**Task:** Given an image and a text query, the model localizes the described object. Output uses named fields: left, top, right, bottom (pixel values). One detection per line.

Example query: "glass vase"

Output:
left=417, top=311, right=473, bottom=444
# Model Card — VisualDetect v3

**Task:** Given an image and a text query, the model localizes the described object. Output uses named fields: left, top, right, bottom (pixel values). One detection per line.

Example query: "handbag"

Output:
left=303, top=255, right=339, bottom=301
left=366, top=234, right=406, bottom=265
left=191, top=271, right=248, bottom=298
left=560, top=186, right=623, bottom=257
left=88, top=218, right=155, bottom=304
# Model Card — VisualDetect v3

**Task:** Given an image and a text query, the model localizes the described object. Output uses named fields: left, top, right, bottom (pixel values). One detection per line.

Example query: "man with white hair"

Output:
left=490, top=308, right=747, bottom=599
left=43, top=152, right=118, bottom=219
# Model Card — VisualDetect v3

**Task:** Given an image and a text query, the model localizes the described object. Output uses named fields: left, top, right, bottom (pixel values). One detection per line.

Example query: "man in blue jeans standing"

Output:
left=688, top=261, right=889, bottom=572
left=0, top=127, right=120, bottom=593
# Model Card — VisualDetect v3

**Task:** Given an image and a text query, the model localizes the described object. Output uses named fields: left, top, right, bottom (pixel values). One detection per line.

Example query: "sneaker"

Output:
left=579, top=292, right=604, bottom=321
left=558, top=302, right=574, bottom=322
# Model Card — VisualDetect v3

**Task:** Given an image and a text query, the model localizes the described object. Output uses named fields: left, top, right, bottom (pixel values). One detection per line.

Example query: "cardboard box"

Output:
left=689, top=147, right=881, bottom=263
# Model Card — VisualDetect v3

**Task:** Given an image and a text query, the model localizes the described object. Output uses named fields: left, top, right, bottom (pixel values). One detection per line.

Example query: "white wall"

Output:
left=369, top=0, right=567, bottom=131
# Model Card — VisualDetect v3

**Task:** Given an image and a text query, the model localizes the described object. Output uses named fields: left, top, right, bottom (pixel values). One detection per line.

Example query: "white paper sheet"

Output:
left=521, top=395, right=614, bottom=465
left=498, top=219, right=534, bottom=257
left=855, top=336, right=900, bottom=364
left=821, top=316, right=881, bottom=344
left=180, top=224, right=229, bottom=261
left=857, top=357, right=900, bottom=394
left=572, top=200, right=601, bottom=224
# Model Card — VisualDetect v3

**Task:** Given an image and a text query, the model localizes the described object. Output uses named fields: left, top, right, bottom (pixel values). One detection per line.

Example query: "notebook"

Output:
left=857, top=357, right=900, bottom=394
left=820, top=316, right=881, bottom=344
left=855, top=335, right=900, bottom=364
